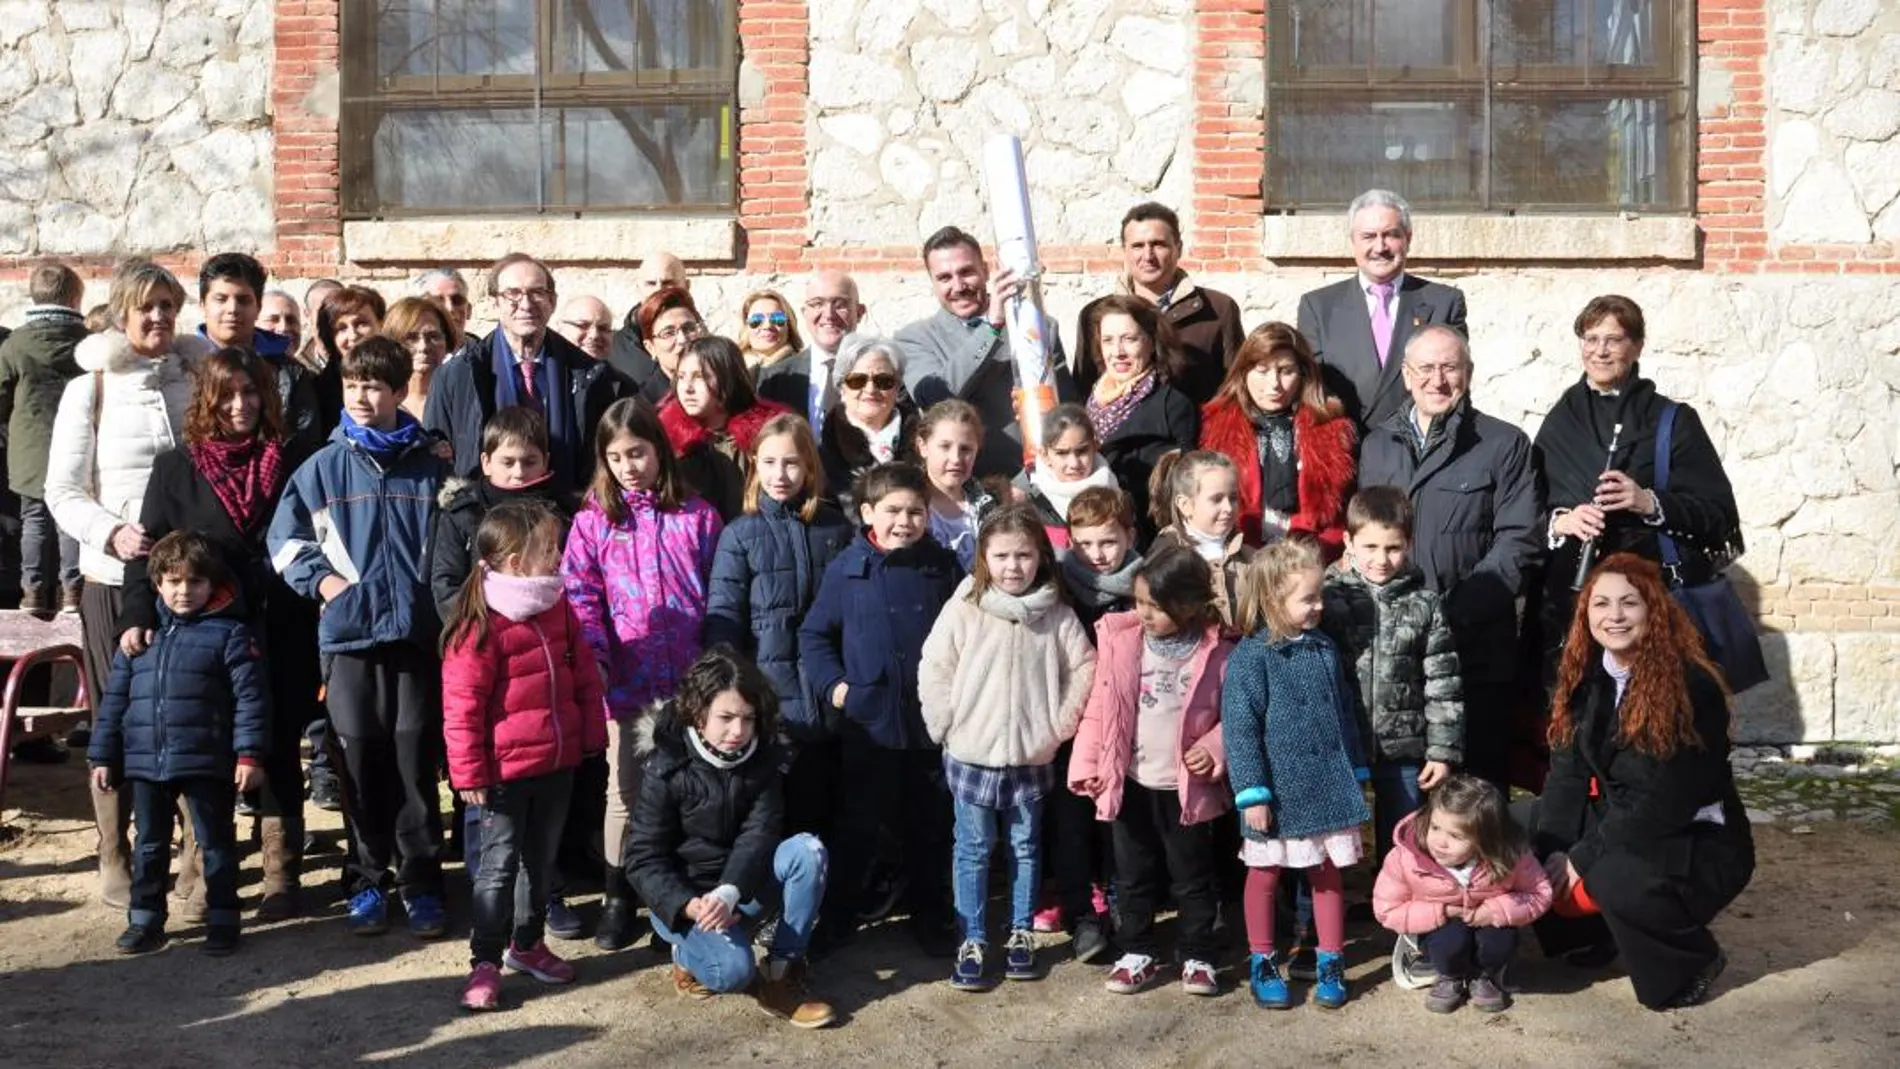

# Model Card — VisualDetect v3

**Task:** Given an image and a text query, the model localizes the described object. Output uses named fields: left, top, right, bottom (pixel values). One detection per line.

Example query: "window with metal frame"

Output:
left=339, top=1, right=737, bottom=219
left=1266, top=0, right=1694, bottom=214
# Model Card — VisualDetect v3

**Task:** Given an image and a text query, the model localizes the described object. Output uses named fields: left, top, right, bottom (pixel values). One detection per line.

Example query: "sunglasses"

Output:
left=843, top=372, right=898, bottom=392
left=747, top=311, right=789, bottom=328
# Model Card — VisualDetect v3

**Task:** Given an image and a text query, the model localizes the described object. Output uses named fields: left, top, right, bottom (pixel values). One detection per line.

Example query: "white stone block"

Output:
left=1815, top=0, right=1880, bottom=36
left=1040, top=98, right=1122, bottom=154
left=910, top=39, right=979, bottom=102
left=202, top=54, right=270, bottom=123
left=819, top=114, right=885, bottom=157
left=1871, top=34, right=1900, bottom=89
left=0, top=147, right=47, bottom=202
left=0, top=50, right=34, bottom=107
left=1005, top=56, right=1057, bottom=94
left=1774, top=39, right=1834, bottom=115
left=810, top=146, right=883, bottom=199
left=1845, top=139, right=1900, bottom=221
left=201, top=187, right=273, bottom=253
left=1046, top=0, right=1113, bottom=54
left=1121, top=68, right=1186, bottom=120
left=1114, top=108, right=1180, bottom=187
left=1775, top=160, right=1872, bottom=243
left=56, top=0, right=113, bottom=31
left=857, top=0, right=921, bottom=53
left=112, top=63, right=192, bottom=123
left=158, top=14, right=231, bottom=67
left=809, top=0, right=858, bottom=42
left=810, top=53, right=903, bottom=110
left=1834, top=634, right=1900, bottom=742
left=967, top=80, right=1032, bottom=136
left=237, top=1, right=272, bottom=48
left=918, top=174, right=986, bottom=240
left=0, top=200, right=32, bottom=255
left=1109, top=16, right=1187, bottom=73
left=1059, top=43, right=1122, bottom=96
left=36, top=200, right=119, bottom=256
left=921, top=0, right=982, bottom=32
left=0, top=1, right=50, bottom=50
left=1023, top=145, right=1096, bottom=192
left=68, top=31, right=127, bottom=121
left=22, top=22, right=61, bottom=81
left=124, top=173, right=203, bottom=253
left=52, top=121, right=143, bottom=213
left=989, top=18, right=1020, bottom=57
left=1734, top=632, right=1836, bottom=743
left=879, top=142, right=935, bottom=200
left=1826, top=89, right=1900, bottom=142
left=173, top=127, right=259, bottom=195
left=344, top=217, right=738, bottom=264
left=15, top=83, right=76, bottom=130
left=1770, top=118, right=1822, bottom=198
left=150, top=98, right=210, bottom=148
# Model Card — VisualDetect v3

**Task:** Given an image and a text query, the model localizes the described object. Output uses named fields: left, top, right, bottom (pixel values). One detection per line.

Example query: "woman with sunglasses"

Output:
left=737, top=289, right=804, bottom=378
left=818, top=336, right=920, bottom=515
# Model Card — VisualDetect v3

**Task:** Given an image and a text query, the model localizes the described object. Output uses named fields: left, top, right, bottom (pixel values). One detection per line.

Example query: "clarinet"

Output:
left=1570, top=422, right=1624, bottom=591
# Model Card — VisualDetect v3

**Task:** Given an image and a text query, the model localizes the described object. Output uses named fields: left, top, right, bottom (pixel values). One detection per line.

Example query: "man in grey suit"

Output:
left=897, top=226, right=1071, bottom=479
left=756, top=269, right=866, bottom=433
left=1296, top=189, right=1468, bottom=436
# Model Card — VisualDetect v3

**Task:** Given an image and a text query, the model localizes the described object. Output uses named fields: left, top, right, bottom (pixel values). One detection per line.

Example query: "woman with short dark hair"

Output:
left=1083, top=294, right=1199, bottom=535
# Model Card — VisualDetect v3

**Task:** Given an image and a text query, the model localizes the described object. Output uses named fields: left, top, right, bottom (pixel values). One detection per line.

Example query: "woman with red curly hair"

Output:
left=1197, top=322, right=1355, bottom=556
left=1526, top=553, right=1754, bottom=1010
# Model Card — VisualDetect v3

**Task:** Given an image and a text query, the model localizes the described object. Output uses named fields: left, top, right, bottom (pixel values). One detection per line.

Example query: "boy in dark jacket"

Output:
left=87, top=532, right=268, bottom=956
left=625, top=648, right=836, bottom=1028
left=0, top=262, right=88, bottom=614
left=267, top=336, right=451, bottom=939
left=1321, top=486, right=1464, bottom=862
left=798, top=462, right=964, bottom=955
left=1057, top=486, right=1143, bottom=643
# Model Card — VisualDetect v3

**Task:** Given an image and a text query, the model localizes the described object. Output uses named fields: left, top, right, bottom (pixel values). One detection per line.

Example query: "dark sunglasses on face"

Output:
left=747, top=312, right=789, bottom=328
left=843, top=372, right=898, bottom=392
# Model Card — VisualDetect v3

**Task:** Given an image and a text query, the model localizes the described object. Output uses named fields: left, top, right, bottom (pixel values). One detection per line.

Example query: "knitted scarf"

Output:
left=340, top=410, right=427, bottom=462
left=1086, top=369, right=1156, bottom=441
left=189, top=434, right=286, bottom=536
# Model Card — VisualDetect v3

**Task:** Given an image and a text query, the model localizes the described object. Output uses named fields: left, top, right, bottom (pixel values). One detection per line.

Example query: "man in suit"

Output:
left=606, top=249, right=688, bottom=402
left=757, top=269, right=865, bottom=433
left=1072, top=202, right=1245, bottom=407
left=1297, top=189, right=1468, bottom=435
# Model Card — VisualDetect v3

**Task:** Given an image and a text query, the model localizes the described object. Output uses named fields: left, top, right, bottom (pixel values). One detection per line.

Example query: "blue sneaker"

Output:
left=1313, top=950, right=1349, bottom=1009
left=950, top=939, right=993, bottom=992
left=1249, top=952, right=1291, bottom=1009
left=545, top=895, right=584, bottom=940
left=346, top=887, right=388, bottom=936
left=1004, top=929, right=1038, bottom=981
left=404, top=892, right=448, bottom=939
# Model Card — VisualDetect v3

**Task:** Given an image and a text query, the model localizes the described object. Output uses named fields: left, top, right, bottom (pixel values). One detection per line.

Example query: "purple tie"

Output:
left=1371, top=281, right=1395, bottom=367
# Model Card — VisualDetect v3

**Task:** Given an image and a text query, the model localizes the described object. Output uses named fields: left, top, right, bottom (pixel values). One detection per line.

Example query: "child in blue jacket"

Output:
left=267, top=335, right=450, bottom=939
left=89, top=532, right=268, bottom=956
left=797, top=461, right=963, bottom=955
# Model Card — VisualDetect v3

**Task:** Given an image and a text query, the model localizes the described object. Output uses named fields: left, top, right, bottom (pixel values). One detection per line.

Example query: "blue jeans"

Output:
left=130, top=777, right=238, bottom=930
left=18, top=496, right=77, bottom=594
left=1421, top=918, right=1519, bottom=979
left=951, top=796, right=1041, bottom=942
left=650, top=834, right=828, bottom=993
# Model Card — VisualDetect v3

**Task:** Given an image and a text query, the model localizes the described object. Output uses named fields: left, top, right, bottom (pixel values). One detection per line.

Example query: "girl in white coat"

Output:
left=919, top=504, right=1097, bottom=992
left=43, top=260, right=213, bottom=909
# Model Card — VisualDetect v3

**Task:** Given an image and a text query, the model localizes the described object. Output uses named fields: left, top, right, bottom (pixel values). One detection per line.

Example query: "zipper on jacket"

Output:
left=532, top=618, right=566, bottom=769
left=153, top=619, right=178, bottom=773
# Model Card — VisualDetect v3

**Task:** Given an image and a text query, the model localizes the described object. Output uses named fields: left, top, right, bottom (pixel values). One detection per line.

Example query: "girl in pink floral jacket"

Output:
left=560, top=398, right=722, bottom=950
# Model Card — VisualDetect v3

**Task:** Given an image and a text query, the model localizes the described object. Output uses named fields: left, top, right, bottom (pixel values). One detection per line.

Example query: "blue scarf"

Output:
left=340, top=410, right=426, bottom=461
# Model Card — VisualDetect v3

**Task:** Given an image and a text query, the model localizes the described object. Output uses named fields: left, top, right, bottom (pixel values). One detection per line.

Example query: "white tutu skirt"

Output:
left=1238, top=828, right=1363, bottom=870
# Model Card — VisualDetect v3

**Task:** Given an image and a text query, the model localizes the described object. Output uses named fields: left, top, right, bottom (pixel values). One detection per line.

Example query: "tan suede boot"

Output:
left=255, top=817, right=301, bottom=922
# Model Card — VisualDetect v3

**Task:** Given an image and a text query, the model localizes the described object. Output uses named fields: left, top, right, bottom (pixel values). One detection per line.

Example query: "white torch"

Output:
left=982, top=134, right=1057, bottom=466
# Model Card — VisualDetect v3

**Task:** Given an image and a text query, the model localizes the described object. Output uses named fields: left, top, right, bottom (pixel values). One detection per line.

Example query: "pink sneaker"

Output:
left=1032, top=904, right=1065, bottom=933
left=504, top=941, right=577, bottom=984
left=461, top=962, right=502, bottom=1011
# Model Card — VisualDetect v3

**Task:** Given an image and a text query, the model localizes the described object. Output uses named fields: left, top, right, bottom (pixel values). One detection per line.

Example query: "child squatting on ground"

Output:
left=89, top=531, right=268, bottom=956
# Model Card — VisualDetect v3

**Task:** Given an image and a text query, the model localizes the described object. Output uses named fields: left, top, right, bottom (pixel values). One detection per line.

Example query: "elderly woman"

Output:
left=117, top=348, right=321, bottom=922
left=1085, top=294, right=1199, bottom=533
left=383, top=296, right=457, bottom=424
left=45, top=260, right=214, bottom=911
left=658, top=335, right=793, bottom=521
left=1197, top=322, right=1356, bottom=555
left=736, top=288, right=804, bottom=377
left=1527, top=553, right=1753, bottom=1010
left=817, top=335, right=919, bottom=513
left=313, top=285, right=388, bottom=438
left=1532, top=296, right=1745, bottom=686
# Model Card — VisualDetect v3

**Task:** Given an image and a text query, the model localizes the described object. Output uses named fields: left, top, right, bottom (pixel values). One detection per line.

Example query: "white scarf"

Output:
left=848, top=411, right=904, bottom=463
left=1182, top=522, right=1231, bottom=562
left=1028, top=457, right=1119, bottom=523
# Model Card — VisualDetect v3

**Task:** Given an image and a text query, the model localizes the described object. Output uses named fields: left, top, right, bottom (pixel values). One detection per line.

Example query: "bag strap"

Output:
left=1653, top=403, right=1684, bottom=582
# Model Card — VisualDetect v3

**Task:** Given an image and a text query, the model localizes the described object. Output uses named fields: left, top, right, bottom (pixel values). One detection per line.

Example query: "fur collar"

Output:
left=1200, top=399, right=1356, bottom=545
left=76, top=330, right=215, bottom=374
left=658, top=395, right=792, bottom=457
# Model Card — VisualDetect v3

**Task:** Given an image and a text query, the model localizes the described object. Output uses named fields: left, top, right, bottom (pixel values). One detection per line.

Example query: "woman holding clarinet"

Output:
left=1531, top=295, right=1744, bottom=696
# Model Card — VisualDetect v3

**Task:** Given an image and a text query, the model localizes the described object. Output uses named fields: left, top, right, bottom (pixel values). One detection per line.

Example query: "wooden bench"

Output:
left=0, top=611, right=89, bottom=827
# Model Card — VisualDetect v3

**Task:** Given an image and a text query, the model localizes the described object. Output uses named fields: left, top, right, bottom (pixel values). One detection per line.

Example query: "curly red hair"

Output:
left=1547, top=553, right=1730, bottom=760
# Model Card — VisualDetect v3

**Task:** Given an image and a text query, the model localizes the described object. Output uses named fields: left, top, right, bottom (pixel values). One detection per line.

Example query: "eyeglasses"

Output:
left=1580, top=333, right=1632, bottom=351
left=1403, top=361, right=1466, bottom=381
left=842, top=372, right=899, bottom=392
left=655, top=320, right=706, bottom=342
left=747, top=312, right=789, bottom=329
left=497, top=287, right=554, bottom=308
left=402, top=329, right=446, bottom=347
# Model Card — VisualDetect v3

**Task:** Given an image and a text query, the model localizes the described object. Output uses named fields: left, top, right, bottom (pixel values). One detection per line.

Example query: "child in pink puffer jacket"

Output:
left=1373, top=774, right=1552, bottom=1015
left=561, top=398, right=722, bottom=949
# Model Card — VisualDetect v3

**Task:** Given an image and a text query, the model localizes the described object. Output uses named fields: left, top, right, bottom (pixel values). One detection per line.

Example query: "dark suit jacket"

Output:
left=756, top=346, right=821, bottom=424
left=1296, top=273, right=1468, bottom=435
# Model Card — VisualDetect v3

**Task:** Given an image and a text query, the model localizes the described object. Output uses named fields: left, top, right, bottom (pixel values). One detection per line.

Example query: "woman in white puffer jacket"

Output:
left=44, top=259, right=214, bottom=910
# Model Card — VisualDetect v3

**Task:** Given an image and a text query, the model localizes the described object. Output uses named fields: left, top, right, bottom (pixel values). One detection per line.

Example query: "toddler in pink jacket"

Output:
left=1373, top=774, right=1552, bottom=1015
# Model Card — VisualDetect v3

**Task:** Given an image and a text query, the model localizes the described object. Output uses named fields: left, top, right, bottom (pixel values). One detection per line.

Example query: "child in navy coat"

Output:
left=89, top=532, right=268, bottom=956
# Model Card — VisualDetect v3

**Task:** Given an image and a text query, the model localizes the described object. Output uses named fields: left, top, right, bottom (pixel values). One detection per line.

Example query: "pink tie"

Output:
left=1371, top=281, right=1395, bottom=367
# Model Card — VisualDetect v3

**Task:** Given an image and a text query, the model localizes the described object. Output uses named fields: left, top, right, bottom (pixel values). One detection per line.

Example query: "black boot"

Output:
left=594, top=863, right=637, bottom=951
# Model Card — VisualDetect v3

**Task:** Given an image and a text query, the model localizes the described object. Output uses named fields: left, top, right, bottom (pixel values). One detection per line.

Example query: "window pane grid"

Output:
left=1266, top=0, right=1690, bottom=213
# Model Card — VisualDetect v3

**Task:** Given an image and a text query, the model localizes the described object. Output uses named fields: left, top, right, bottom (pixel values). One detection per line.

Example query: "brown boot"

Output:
left=255, top=817, right=301, bottom=923
left=173, top=804, right=205, bottom=925
left=90, top=778, right=131, bottom=910
left=753, top=959, right=836, bottom=1029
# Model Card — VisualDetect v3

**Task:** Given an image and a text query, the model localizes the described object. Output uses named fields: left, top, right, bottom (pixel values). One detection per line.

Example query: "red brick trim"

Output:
left=271, top=0, right=344, bottom=277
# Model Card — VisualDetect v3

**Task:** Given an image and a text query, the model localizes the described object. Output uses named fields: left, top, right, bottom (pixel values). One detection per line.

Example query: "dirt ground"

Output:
left=2, top=759, right=1896, bottom=1069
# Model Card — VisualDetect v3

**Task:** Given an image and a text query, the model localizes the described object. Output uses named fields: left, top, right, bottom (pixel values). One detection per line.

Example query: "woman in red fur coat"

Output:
left=1198, top=322, right=1355, bottom=558
left=658, top=334, right=794, bottom=521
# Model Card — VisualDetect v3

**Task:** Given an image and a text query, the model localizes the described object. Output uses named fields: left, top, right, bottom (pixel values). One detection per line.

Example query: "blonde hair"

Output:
left=1148, top=449, right=1238, bottom=531
left=742, top=413, right=825, bottom=522
left=1235, top=538, right=1323, bottom=640
left=736, top=289, right=804, bottom=361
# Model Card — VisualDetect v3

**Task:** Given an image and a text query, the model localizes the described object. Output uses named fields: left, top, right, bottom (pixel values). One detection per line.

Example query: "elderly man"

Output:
left=756, top=269, right=865, bottom=432
left=555, top=295, right=614, bottom=362
left=606, top=250, right=688, bottom=400
left=1072, top=202, right=1244, bottom=406
left=296, top=278, right=342, bottom=371
left=259, top=290, right=303, bottom=354
left=1297, top=189, right=1468, bottom=435
left=415, top=267, right=478, bottom=353
left=424, top=253, right=630, bottom=486
left=898, top=226, right=1071, bottom=478
left=1357, top=326, right=1541, bottom=793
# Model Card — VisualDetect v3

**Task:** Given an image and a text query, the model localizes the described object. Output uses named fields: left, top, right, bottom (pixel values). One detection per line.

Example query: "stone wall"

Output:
left=1770, top=0, right=1900, bottom=244
left=0, top=0, right=274, bottom=259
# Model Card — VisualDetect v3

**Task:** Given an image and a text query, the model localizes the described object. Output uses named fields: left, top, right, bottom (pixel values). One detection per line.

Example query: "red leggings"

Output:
left=1244, top=862, right=1344, bottom=955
